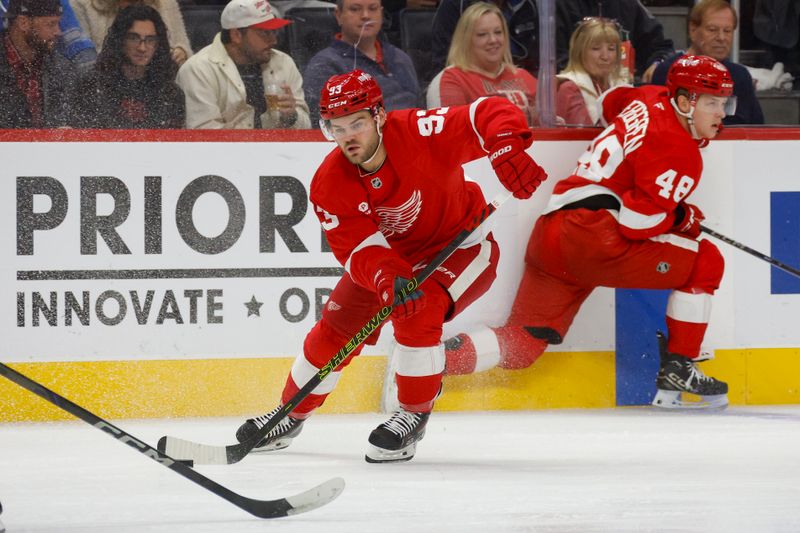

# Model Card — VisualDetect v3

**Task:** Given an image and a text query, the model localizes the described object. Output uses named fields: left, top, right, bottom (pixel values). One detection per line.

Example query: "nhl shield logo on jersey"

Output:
left=656, top=261, right=671, bottom=274
left=371, top=176, right=382, bottom=189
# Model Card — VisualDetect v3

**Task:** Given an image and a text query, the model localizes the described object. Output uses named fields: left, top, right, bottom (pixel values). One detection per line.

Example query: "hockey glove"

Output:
left=488, top=135, right=547, bottom=200
left=673, top=202, right=704, bottom=239
left=374, top=260, right=425, bottom=321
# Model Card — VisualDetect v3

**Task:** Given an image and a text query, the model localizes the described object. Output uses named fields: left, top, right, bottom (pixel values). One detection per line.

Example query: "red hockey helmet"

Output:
left=667, top=55, right=734, bottom=99
left=319, top=70, right=384, bottom=121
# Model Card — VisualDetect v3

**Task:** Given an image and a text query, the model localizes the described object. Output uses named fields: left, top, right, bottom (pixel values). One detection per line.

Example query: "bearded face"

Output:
left=23, top=15, right=61, bottom=56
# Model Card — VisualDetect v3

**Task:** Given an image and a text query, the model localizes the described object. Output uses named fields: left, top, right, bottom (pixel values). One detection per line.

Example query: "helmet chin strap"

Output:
left=359, top=110, right=385, bottom=169
left=670, top=96, right=701, bottom=140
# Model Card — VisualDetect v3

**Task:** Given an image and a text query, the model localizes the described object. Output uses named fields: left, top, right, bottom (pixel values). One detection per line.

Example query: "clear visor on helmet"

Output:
left=695, top=93, right=737, bottom=117
left=320, top=118, right=336, bottom=141
left=319, top=111, right=375, bottom=141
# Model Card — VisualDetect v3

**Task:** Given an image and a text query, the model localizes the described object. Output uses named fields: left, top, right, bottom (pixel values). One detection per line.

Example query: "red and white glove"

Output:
left=488, top=135, right=547, bottom=200
left=673, top=202, right=705, bottom=238
left=374, top=258, right=425, bottom=321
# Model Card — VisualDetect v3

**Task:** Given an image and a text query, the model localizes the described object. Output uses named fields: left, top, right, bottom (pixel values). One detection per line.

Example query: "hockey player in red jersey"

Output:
left=443, top=55, right=734, bottom=409
left=235, top=69, right=547, bottom=462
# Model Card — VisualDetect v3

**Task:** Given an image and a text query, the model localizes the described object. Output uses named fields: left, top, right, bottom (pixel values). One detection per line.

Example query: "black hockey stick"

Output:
left=158, top=189, right=514, bottom=465
left=700, top=224, right=800, bottom=279
left=0, top=362, right=344, bottom=519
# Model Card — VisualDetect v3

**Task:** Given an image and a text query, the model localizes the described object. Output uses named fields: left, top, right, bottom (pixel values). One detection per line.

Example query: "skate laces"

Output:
left=382, top=410, right=424, bottom=437
left=682, top=360, right=714, bottom=388
left=251, top=406, right=296, bottom=436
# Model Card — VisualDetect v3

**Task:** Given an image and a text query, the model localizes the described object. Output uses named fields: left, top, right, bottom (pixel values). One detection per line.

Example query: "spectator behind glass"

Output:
left=1, top=0, right=79, bottom=127
left=430, top=2, right=537, bottom=126
left=69, top=0, right=191, bottom=65
left=556, top=17, right=627, bottom=126
left=431, top=0, right=537, bottom=75
left=176, top=0, right=310, bottom=129
left=651, top=0, right=764, bottom=125
left=302, top=0, right=420, bottom=125
left=556, top=0, right=674, bottom=83
left=1, top=0, right=97, bottom=72
left=73, top=4, right=184, bottom=127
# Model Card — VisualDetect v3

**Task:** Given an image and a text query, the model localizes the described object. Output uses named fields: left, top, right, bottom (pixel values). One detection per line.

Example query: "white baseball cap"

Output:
left=221, top=0, right=291, bottom=31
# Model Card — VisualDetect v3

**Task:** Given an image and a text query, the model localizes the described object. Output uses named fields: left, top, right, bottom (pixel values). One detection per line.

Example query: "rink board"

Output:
left=0, top=351, right=616, bottom=422
left=1, top=128, right=799, bottom=421
left=1, top=347, right=797, bottom=422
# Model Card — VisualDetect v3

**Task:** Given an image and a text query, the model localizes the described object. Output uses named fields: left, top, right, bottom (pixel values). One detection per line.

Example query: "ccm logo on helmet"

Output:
left=489, top=145, right=512, bottom=162
left=327, top=100, right=347, bottom=108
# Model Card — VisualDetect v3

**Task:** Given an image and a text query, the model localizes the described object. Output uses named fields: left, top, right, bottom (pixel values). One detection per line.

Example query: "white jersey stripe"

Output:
left=469, top=97, right=490, bottom=151
left=619, top=204, right=668, bottom=231
left=448, top=240, right=492, bottom=302
left=649, top=233, right=700, bottom=252
left=544, top=184, right=621, bottom=214
left=343, top=231, right=391, bottom=274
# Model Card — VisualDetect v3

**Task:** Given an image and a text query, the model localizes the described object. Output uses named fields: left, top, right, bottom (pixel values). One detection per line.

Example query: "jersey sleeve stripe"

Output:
left=343, top=231, right=391, bottom=274
left=648, top=233, right=700, bottom=252
left=619, top=205, right=668, bottom=232
left=468, top=97, right=489, bottom=151
left=543, top=184, right=621, bottom=214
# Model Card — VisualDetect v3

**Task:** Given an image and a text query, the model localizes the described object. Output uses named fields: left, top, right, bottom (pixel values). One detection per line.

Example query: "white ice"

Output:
left=1, top=408, right=799, bottom=532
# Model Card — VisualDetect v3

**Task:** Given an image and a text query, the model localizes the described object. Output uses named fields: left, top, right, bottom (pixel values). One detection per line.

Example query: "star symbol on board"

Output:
left=244, top=295, right=263, bottom=317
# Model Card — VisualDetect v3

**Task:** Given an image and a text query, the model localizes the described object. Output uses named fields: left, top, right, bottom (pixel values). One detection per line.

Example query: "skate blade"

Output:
left=249, top=437, right=294, bottom=454
left=652, top=390, right=729, bottom=410
left=364, top=442, right=417, bottom=463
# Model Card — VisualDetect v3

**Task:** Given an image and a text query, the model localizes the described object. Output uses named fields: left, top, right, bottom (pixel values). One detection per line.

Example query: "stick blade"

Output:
left=158, top=435, right=230, bottom=465
left=286, top=477, right=346, bottom=517
left=242, top=477, right=346, bottom=519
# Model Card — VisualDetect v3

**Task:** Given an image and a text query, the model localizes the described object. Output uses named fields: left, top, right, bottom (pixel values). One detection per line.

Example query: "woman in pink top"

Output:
left=430, top=2, right=538, bottom=126
left=556, top=17, right=628, bottom=126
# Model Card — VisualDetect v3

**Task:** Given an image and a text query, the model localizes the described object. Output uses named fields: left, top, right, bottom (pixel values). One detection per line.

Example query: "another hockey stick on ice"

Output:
left=158, top=189, right=514, bottom=465
left=700, top=224, right=800, bottom=279
left=0, top=362, right=344, bottom=519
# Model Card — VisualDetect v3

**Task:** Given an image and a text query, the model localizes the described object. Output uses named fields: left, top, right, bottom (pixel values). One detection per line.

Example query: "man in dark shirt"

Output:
left=652, top=0, right=763, bottom=125
left=0, top=0, right=78, bottom=127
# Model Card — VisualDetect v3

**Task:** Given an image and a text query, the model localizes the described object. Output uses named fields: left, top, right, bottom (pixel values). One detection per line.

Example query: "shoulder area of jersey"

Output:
left=312, top=149, right=359, bottom=185
left=310, top=160, right=369, bottom=206
left=379, top=107, right=434, bottom=140
left=604, top=85, right=673, bottom=122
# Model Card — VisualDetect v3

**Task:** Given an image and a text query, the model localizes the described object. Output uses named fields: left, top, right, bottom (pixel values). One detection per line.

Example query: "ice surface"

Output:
left=1, top=408, right=799, bottom=532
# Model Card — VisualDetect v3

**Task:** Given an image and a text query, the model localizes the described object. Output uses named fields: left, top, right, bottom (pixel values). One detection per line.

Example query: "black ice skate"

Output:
left=365, top=409, right=430, bottom=463
left=235, top=405, right=304, bottom=453
left=652, top=331, right=728, bottom=410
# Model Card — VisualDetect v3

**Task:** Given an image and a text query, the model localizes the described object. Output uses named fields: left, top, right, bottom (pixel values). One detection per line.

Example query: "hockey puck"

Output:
left=176, top=459, right=194, bottom=468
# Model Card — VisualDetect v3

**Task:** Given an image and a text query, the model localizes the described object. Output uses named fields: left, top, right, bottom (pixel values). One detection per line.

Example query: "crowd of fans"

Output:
left=0, top=0, right=780, bottom=129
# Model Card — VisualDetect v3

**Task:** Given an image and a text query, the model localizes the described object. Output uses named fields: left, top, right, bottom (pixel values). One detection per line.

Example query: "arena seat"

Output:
left=399, top=8, right=437, bottom=89
left=285, top=7, right=338, bottom=74
left=181, top=5, right=225, bottom=52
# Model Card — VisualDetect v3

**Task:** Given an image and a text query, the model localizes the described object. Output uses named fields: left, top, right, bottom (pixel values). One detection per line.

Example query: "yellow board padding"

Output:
left=704, top=348, right=800, bottom=405
left=437, top=351, right=616, bottom=411
left=0, top=351, right=613, bottom=422
left=0, top=347, right=797, bottom=422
